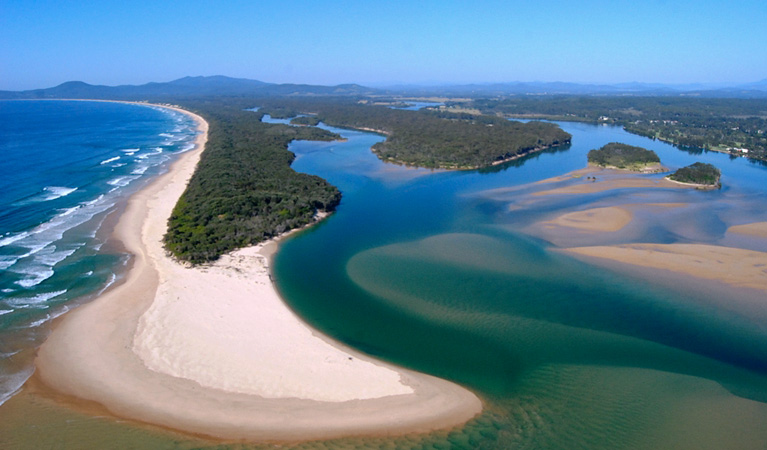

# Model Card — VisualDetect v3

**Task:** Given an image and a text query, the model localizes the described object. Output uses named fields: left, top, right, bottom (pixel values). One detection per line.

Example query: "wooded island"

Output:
left=587, top=142, right=663, bottom=172
left=668, top=162, right=722, bottom=188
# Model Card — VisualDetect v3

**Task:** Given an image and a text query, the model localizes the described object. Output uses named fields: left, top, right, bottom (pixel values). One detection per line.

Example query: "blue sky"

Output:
left=2, top=0, right=766, bottom=90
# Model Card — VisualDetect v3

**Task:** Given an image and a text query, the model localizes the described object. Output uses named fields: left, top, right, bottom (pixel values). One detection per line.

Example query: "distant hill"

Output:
left=381, top=80, right=767, bottom=99
left=0, top=76, right=380, bottom=100
left=2, top=76, right=766, bottom=100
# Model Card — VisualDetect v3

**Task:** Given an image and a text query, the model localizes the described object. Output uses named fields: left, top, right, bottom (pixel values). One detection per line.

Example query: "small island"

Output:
left=587, top=142, right=664, bottom=172
left=667, top=162, right=721, bottom=188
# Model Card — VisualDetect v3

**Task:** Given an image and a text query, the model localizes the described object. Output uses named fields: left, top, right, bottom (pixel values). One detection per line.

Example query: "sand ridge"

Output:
left=542, top=206, right=634, bottom=232
left=564, top=243, right=767, bottom=293
left=729, top=222, right=767, bottom=238
left=34, top=103, right=481, bottom=441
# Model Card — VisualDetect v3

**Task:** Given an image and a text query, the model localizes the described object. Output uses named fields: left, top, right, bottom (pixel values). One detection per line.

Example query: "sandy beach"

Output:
left=34, top=104, right=481, bottom=441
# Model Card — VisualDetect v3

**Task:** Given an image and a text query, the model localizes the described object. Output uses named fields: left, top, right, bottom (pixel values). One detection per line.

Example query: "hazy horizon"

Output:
left=7, top=76, right=767, bottom=92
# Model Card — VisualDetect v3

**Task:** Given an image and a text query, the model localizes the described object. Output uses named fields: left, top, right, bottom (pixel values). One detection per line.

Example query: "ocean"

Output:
left=0, top=100, right=198, bottom=406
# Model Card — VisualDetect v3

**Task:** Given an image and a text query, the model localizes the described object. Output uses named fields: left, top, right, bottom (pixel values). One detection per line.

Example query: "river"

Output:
left=274, top=119, right=767, bottom=449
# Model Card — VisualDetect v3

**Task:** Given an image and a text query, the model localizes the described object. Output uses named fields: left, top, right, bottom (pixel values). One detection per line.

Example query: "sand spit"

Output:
left=533, top=166, right=689, bottom=196
left=35, top=104, right=481, bottom=441
left=536, top=176, right=685, bottom=196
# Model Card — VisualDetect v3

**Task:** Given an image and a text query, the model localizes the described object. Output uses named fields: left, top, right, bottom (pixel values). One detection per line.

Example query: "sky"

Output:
left=2, top=0, right=766, bottom=91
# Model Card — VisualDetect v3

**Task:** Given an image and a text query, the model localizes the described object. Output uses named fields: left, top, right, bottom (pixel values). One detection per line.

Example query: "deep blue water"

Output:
left=0, top=100, right=198, bottom=404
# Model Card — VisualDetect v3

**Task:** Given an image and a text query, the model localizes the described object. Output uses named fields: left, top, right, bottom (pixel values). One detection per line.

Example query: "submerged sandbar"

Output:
left=563, top=243, right=767, bottom=293
left=508, top=166, right=767, bottom=298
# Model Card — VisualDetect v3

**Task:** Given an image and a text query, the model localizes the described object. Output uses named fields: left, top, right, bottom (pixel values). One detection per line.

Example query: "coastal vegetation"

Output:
left=464, top=96, right=767, bottom=162
left=668, top=162, right=722, bottom=187
left=587, top=142, right=662, bottom=171
left=290, top=116, right=321, bottom=126
left=162, top=98, right=571, bottom=262
left=259, top=101, right=571, bottom=169
left=164, top=101, right=342, bottom=264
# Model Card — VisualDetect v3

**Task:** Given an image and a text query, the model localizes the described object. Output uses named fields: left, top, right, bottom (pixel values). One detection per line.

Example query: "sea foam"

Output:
left=0, top=100, right=201, bottom=408
left=100, top=156, right=121, bottom=165
left=4, top=290, right=67, bottom=308
left=0, top=197, right=113, bottom=275
left=42, top=186, right=78, bottom=201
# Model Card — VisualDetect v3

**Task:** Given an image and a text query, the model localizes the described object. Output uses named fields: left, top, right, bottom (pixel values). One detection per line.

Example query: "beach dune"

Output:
left=34, top=105, right=481, bottom=441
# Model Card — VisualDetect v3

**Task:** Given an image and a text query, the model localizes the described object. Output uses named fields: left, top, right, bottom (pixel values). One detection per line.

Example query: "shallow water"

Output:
left=273, top=120, right=767, bottom=448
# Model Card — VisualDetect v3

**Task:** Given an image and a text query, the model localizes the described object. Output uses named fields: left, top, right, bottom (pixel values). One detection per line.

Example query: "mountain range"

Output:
left=0, top=76, right=378, bottom=100
left=1, top=76, right=766, bottom=100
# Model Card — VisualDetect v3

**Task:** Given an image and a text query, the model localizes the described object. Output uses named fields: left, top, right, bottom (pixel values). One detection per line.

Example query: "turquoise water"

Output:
left=0, top=100, right=198, bottom=406
left=275, top=120, right=767, bottom=448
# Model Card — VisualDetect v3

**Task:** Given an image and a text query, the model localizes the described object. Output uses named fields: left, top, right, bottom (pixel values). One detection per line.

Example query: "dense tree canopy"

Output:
left=164, top=100, right=342, bottom=264
left=668, top=162, right=721, bottom=187
left=587, top=142, right=661, bottom=170
left=164, top=97, right=571, bottom=262
left=259, top=100, right=571, bottom=169
left=465, top=96, right=767, bottom=161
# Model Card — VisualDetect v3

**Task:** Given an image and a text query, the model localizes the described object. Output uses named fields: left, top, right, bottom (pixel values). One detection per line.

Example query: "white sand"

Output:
left=134, top=244, right=414, bottom=402
left=35, top=103, right=481, bottom=441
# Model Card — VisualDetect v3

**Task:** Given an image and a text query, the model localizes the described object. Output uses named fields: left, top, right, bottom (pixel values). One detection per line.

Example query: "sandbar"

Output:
left=34, top=103, right=481, bottom=441
left=542, top=206, right=633, bottom=232
left=534, top=167, right=686, bottom=196
left=729, top=222, right=767, bottom=239
left=563, top=243, right=767, bottom=293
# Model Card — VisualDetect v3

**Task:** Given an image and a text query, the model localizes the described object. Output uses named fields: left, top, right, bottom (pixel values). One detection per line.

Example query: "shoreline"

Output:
left=33, top=101, right=481, bottom=441
left=663, top=175, right=721, bottom=190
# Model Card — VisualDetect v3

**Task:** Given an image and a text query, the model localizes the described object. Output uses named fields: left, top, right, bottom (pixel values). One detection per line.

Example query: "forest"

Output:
left=160, top=94, right=753, bottom=263
left=258, top=100, right=571, bottom=169
left=163, top=99, right=342, bottom=264
left=587, top=142, right=661, bottom=170
left=162, top=97, right=572, bottom=262
left=464, top=96, right=767, bottom=161
left=668, top=162, right=722, bottom=187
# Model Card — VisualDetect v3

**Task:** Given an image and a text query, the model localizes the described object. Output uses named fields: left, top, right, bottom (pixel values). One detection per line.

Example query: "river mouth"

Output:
left=274, top=120, right=767, bottom=448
